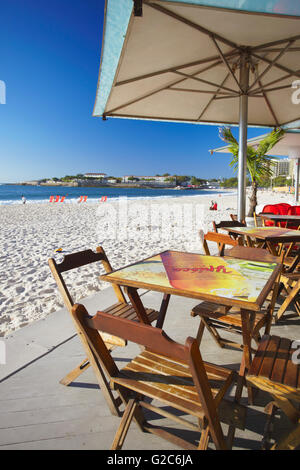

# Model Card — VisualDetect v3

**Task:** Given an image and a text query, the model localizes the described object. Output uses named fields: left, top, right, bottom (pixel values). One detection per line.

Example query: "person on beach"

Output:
left=209, top=200, right=217, bottom=210
left=21, top=195, right=26, bottom=204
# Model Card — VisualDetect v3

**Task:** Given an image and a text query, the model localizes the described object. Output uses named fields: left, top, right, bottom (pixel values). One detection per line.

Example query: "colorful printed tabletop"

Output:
left=102, top=251, right=279, bottom=307
left=224, top=226, right=300, bottom=240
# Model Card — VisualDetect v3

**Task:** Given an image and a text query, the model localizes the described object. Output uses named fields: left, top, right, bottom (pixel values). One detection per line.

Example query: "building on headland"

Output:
left=84, top=173, right=107, bottom=179
left=123, top=175, right=171, bottom=182
left=122, top=175, right=176, bottom=186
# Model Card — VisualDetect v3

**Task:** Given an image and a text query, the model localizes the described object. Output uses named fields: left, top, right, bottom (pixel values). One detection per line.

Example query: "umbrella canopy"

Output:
left=93, top=0, right=300, bottom=219
left=212, top=130, right=300, bottom=156
left=211, top=130, right=300, bottom=202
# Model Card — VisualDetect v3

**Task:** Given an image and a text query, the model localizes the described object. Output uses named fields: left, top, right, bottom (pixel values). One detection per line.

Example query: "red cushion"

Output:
left=275, top=203, right=291, bottom=215
left=287, top=206, right=300, bottom=216
left=262, top=205, right=280, bottom=226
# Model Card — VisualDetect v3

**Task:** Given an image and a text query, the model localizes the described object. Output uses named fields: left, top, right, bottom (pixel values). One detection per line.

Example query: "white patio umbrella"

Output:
left=211, top=130, right=300, bottom=203
left=93, top=0, right=300, bottom=220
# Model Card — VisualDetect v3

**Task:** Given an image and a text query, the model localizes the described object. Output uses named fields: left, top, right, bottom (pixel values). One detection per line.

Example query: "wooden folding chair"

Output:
left=192, top=240, right=282, bottom=350
left=276, top=273, right=300, bottom=321
left=72, top=304, right=246, bottom=450
left=48, top=246, right=160, bottom=416
left=230, top=214, right=246, bottom=225
left=201, top=231, right=243, bottom=257
left=253, top=212, right=264, bottom=227
left=247, top=335, right=300, bottom=450
left=213, top=219, right=246, bottom=238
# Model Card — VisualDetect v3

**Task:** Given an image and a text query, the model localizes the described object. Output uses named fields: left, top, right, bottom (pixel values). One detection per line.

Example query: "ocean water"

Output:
left=0, top=184, right=230, bottom=205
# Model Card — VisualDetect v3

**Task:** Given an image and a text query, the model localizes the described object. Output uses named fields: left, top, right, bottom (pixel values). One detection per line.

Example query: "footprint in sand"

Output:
left=15, top=286, right=25, bottom=294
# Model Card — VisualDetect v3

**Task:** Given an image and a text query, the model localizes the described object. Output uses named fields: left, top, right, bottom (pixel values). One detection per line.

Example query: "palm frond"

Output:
left=218, top=126, right=285, bottom=184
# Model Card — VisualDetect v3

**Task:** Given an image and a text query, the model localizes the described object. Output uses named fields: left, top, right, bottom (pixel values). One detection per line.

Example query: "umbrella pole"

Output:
left=295, top=158, right=300, bottom=204
left=237, top=54, right=249, bottom=222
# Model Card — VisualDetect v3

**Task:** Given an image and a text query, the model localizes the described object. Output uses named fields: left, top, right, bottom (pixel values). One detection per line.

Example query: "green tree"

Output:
left=219, top=127, right=285, bottom=216
left=220, top=177, right=238, bottom=188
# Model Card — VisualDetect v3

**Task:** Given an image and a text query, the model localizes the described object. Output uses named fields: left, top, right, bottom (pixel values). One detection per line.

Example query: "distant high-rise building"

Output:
left=270, top=158, right=294, bottom=177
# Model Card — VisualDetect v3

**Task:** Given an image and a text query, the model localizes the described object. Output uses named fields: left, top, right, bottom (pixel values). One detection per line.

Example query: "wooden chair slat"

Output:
left=283, top=341, right=299, bottom=389
left=55, top=249, right=105, bottom=273
left=258, top=335, right=281, bottom=379
left=124, top=362, right=199, bottom=400
left=213, top=220, right=246, bottom=230
left=270, top=337, right=292, bottom=384
left=193, top=303, right=265, bottom=328
left=112, top=374, right=206, bottom=419
left=141, top=350, right=190, bottom=374
left=134, top=351, right=192, bottom=379
left=122, top=361, right=227, bottom=406
left=104, top=302, right=131, bottom=315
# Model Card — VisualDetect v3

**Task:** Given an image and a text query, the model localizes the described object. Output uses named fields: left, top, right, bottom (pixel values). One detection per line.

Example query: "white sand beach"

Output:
left=0, top=189, right=296, bottom=336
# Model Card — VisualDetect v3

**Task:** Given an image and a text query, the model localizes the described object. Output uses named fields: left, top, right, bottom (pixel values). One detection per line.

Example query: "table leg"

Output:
left=125, top=287, right=151, bottom=325
left=239, top=308, right=255, bottom=405
left=266, top=241, right=278, bottom=256
left=245, top=236, right=253, bottom=247
left=156, top=294, right=170, bottom=329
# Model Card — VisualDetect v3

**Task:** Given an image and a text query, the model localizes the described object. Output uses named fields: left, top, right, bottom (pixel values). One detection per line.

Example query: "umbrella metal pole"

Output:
left=237, top=54, right=249, bottom=222
left=295, top=158, right=300, bottom=204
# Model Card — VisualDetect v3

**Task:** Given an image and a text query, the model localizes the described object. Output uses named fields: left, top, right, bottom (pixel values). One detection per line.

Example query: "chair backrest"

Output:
left=253, top=212, right=263, bottom=227
left=230, top=214, right=246, bottom=225
left=202, top=231, right=243, bottom=256
left=287, top=205, right=300, bottom=216
left=262, top=204, right=280, bottom=215
left=49, top=246, right=126, bottom=311
left=72, top=303, right=227, bottom=450
left=261, top=205, right=281, bottom=226
left=48, top=246, right=127, bottom=346
left=275, top=203, right=291, bottom=215
left=212, top=219, right=246, bottom=232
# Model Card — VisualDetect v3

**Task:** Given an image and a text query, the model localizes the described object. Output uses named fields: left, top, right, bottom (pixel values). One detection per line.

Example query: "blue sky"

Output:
left=0, top=0, right=273, bottom=183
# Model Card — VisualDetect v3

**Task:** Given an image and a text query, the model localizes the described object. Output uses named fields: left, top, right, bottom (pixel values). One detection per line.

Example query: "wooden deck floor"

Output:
left=0, top=288, right=299, bottom=450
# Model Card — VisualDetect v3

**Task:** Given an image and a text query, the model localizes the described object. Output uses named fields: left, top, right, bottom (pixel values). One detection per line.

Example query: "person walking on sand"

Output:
left=21, top=195, right=26, bottom=204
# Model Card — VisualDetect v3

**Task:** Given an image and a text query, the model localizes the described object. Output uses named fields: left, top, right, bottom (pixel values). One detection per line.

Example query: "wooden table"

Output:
left=223, top=226, right=300, bottom=256
left=100, top=250, right=281, bottom=403
left=258, top=213, right=300, bottom=228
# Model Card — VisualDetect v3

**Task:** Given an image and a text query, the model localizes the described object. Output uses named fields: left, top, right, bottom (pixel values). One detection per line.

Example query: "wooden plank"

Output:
left=248, top=335, right=271, bottom=377
left=89, top=311, right=188, bottom=363
left=271, top=337, right=291, bottom=384
left=123, top=361, right=199, bottom=401
left=283, top=341, right=300, bottom=389
left=112, top=374, right=205, bottom=419
left=258, top=335, right=281, bottom=379
left=54, top=249, right=104, bottom=273
left=139, top=351, right=191, bottom=377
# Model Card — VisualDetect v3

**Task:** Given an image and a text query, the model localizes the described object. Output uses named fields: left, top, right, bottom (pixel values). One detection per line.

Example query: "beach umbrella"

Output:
left=93, top=0, right=300, bottom=220
left=211, top=130, right=300, bottom=202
